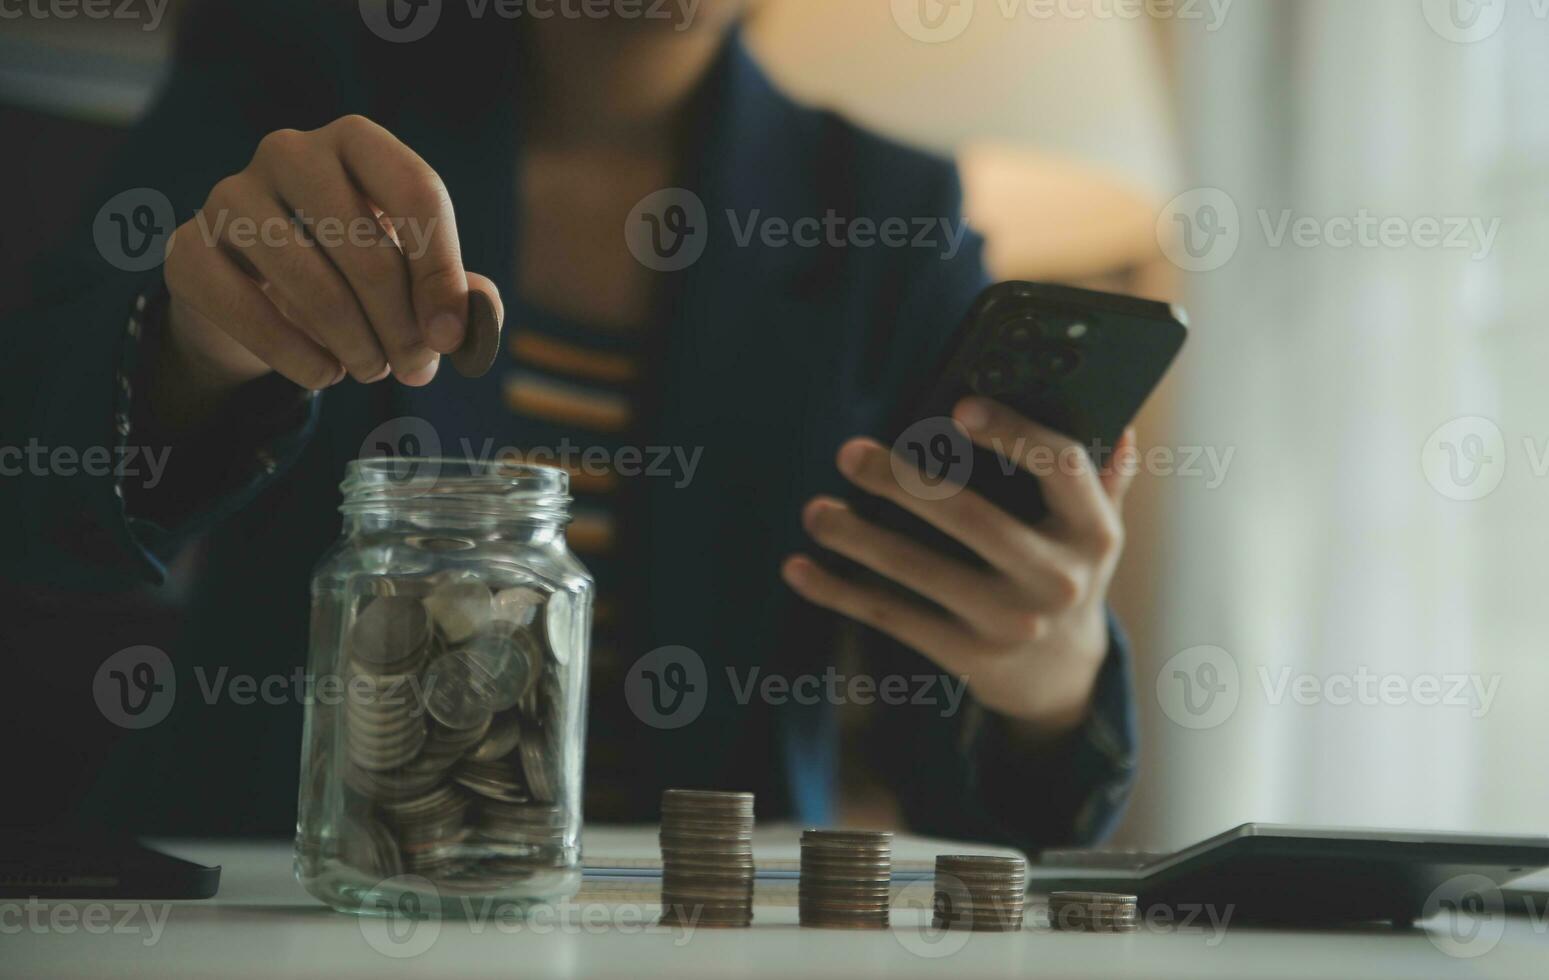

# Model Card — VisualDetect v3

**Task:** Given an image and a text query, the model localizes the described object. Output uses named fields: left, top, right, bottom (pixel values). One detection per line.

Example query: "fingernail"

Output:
left=427, top=312, right=463, bottom=352
left=398, top=356, right=439, bottom=388
left=802, top=496, right=844, bottom=532
left=837, top=441, right=869, bottom=477
left=783, top=558, right=812, bottom=587
left=956, top=399, right=990, bottom=431
left=330, top=364, right=348, bottom=387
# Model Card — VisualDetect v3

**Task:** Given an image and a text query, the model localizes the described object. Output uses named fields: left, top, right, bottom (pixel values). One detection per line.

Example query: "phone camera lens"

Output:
left=970, top=356, right=1014, bottom=395
left=1001, top=315, right=1039, bottom=350
left=1030, top=345, right=1082, bottom=379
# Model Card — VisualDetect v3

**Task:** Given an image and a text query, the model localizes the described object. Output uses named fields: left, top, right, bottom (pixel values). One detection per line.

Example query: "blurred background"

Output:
left=3, top=0, right=1546, bottom=847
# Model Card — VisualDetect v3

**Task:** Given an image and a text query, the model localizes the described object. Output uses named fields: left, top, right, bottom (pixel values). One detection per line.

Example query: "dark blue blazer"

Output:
left=1, top=0, right=1136, bottom=850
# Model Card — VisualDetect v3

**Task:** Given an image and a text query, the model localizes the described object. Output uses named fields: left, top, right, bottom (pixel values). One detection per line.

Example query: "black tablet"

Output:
left=0, top=832, right=220, bottom=900
left=1030, top=824, right=1549, bottom=926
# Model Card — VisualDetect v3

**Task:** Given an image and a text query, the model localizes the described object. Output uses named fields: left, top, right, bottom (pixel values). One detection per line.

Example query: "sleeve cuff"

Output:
left=962, top=608, right=1139, bottom=850
left=115, top=279, right=322, bottom=579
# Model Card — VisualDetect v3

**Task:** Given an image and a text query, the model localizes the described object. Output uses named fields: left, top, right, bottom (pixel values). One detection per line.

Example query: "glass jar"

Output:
left=295, top=458, right=592, bottom=916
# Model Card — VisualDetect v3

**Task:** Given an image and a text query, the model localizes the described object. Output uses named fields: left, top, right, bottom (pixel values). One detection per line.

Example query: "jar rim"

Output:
left=340, top=458, right=571, bottom=516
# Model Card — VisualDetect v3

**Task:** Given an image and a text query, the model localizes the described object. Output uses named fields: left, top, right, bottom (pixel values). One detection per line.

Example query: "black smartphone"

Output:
left=853, top=281, right=1188, bottom=578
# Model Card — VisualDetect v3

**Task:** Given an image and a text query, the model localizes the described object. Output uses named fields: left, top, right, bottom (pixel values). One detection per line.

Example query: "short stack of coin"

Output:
left=1047, top=891, right=1140, bottom=933
left=798, top=830, right=893, bottom=929
left=659, top=789, right=756, bottom=928
left=931, top=855, right=1027, bottom=931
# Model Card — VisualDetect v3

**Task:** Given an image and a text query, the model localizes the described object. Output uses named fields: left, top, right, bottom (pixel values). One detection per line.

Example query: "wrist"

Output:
left=147, top=295, right=267, bottom=435
left=1000, top=608, right=1110, bottom=741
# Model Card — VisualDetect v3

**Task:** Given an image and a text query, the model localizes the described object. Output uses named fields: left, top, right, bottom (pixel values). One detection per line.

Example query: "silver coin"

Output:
left=491, top=586, right=544, bottom=628
left=470, top=711, right=523, bottom=762
left=520, top=737, right=556, bottom=804
left=455, top=758, right=529, bottom=803
left=463, top=628, right=539, bottom=713
left=544, top=590, right=577, bottom=666
left=425, top=648, right=500, bottom=730
left=350, top=596, right=431, bottom=670
left=423, top=581, right=495, bottom=645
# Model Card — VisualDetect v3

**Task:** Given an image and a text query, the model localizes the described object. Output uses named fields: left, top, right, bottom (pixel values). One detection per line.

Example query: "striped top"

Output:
left=499, top=295, right=645, bottom=819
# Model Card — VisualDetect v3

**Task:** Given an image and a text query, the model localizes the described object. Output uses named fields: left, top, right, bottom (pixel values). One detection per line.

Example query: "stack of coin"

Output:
left=379, top=783, right=470, bottom=876
left=342, top=597, right=433, bottom=773
left=1047, top=891, right=1140, bottom=933
left=932, top=855, right=1027, bottom=931
left=478, top=801, right=569, bottom=858
left=798, top=830, right=893, bottom=929
left=455, top=753, right=529, bottom=802
left=659, top=789, right=756, bottom=928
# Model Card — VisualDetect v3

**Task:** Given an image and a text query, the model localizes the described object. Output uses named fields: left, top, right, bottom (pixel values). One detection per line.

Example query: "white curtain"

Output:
left=1129, top=0, right=1549, bottom=846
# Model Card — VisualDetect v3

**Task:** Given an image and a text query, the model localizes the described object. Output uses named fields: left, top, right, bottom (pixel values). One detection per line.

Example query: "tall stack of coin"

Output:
left=1047, top=891, right=1140, bottom=933
left=343, top=597, right=433, bottom=778
left=932, top=855, right=1027, bottom=931
left=798, top=830, right=893, bottom=929
left=658, top=789, right=756, bottom=928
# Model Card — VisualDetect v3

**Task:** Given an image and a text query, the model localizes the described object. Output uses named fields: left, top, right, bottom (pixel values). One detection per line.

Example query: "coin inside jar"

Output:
left=350, top=596, right=431, bottom=671
left=423, top=581, right=495, bottom=645
left=424, top=646, right=501, bottom=730
left=543, top=590, right=575, bottom=666
left=491, top=586, right=544, bottom=627
left=470, top=711, right=523, bottom=762
left=462, top=628, right=539, bottom=713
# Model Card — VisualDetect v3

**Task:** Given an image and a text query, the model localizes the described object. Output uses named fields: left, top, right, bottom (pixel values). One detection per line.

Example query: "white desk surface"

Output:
left=6, top=832, right=1546, bottom=980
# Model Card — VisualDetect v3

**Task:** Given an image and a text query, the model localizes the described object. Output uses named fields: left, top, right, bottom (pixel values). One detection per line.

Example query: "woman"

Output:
left=2, top=0, right=1137, bottom=848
